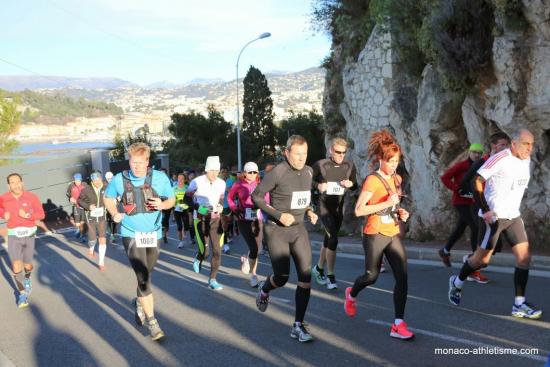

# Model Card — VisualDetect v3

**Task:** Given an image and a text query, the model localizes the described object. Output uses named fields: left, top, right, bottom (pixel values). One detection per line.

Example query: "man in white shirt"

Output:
left=186, top=156, right=227, bottom=290
left=448, top=128, right=542, bottom=319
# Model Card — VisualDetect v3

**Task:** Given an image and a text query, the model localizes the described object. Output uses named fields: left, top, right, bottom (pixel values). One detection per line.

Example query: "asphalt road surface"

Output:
left=0, top=227, right=548, bottom=367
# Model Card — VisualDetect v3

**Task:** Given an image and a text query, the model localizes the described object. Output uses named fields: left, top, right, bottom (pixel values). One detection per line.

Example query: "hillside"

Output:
left=1, top=89, right=123, bottom=124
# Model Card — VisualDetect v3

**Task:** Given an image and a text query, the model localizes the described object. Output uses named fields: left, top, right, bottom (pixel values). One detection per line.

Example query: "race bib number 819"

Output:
left=290, top=191, right=311, bottom=210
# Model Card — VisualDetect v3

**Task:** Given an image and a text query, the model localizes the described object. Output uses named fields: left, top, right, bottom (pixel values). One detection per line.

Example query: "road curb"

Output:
left=310, top=240, right=550, bottom=272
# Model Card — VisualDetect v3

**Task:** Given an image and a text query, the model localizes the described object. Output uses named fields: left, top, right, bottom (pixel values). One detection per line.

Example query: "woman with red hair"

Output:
left=344, top=129, right=414, bottom=340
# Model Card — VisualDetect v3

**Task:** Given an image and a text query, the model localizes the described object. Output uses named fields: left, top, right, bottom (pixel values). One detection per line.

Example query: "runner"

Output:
left=186, top=156, right=227, bottom=290
left=448, top=128, right=542, bottom=319
left=0, top=173, right=45, bottom=308
left=104, top=171, right=118, bottom=245
left=252, top=135, right=319, bottom=343
left=66, top=173, right=87, bottom=241
left=78, top=170, right=108, bottom=270
left=311, top=137, right=357, bottom=290
left=104, top=142, right=175, bottom=341
left=172, top=173, right=191, bottom=248
left=159, top=168, right=172, bottom=244
left=343, top=129, right=414, bottom=340
left=220, top=168, right=236, bottom=254
left=438, top=143, right=486, bottom=282
left=227, top=162, right=267, bottom=287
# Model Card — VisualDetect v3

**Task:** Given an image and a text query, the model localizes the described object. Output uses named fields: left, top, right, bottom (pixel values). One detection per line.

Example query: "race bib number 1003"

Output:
left=290, top=191, right=311, bottom=210
left=135, top=231, right=158, bottom=248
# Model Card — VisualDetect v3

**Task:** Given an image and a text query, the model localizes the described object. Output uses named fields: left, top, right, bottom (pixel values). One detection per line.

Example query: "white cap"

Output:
left=105, top=171, right=114, bottom=180
left=243, top=162, right=259, bottom=173
left=205, top=156, right=221, bottom=171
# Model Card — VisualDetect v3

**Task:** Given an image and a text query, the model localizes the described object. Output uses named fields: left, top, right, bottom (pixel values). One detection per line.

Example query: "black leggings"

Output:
left=161, top=209, right=172, bottom=231
left=173, top=210, right=191, bottom=232
left=122, top=237, right=160, bottom=297
left=320, top=209, right=343, bottom=251
left=444, top=204, right=478, bottom=253
left=237, top=219, right=263, bottom=259
left=195, top=217, right=223, bottom=278
left=264, top=222, right=312, bottom=286
left=351, top=234, right=408, bottom=319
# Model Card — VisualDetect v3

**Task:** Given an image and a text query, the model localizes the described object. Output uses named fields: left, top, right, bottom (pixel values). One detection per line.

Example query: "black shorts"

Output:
left=72, top=206, right=85, bottom=223
left=478, top=216, right=528, bottom=251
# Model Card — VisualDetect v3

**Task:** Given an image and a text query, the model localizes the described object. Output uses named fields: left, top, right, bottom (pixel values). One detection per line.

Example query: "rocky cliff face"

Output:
left=326, top=3, right=550, bottom=245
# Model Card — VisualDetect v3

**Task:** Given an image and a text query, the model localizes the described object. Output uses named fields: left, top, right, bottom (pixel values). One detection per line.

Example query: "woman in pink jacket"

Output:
left=227, top=162, right=267, bottom=288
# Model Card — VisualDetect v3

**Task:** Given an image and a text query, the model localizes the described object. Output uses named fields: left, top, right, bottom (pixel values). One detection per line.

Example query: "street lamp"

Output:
left=236, top=32, right=271, bottom=171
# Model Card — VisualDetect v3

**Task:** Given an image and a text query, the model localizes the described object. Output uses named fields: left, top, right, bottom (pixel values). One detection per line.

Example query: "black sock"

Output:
left=514, top=267, right=529, bottom=298
left=458, top=260, right=477, bottom=282
left=327, top=274, right=335, bottom=282
left=262, top=275, right=276, bottom=293
left=294, top=286, right=311, bottom=323
left=316, top=265, right=325, bottom=276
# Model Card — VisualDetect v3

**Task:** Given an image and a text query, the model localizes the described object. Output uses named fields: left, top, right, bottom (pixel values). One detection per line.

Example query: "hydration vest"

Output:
left=368, top=172, right=402, bottom=222
left=122, top=169, right=159, bottom=216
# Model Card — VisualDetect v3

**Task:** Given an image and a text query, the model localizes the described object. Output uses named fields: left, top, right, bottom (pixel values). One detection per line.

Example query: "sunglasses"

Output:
left=246, top=171, right=258, bottom=174
left=334, top=150, right=347, bottom=155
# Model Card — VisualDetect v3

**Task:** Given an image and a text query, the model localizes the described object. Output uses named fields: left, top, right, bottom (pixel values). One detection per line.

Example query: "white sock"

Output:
left=514, top=296, right=526, bottom=307
left=394, top=319, right=403, bottom=326
left=98, top=244, right=107, bottom=266
left=453, top=277, right=464, bottom=289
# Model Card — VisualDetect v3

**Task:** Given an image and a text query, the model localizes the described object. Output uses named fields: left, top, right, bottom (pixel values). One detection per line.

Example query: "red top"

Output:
left=0, top=191, right=45, bottom=228
left=440, top=159, right=475, bottom=205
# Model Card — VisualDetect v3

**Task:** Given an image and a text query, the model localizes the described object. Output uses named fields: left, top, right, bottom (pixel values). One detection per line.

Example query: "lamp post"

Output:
left=236, top=32, right=271, bottom=171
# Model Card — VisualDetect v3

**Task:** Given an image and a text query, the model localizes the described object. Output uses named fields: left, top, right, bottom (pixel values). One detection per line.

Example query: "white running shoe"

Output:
left=177, top=241, right=184, bottom=248
left=222, top=244, right=230, bottom=254
left=249, top=274, right=259, bottom=288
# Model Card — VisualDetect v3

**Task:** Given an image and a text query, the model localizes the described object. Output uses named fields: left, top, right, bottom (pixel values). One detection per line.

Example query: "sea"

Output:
left=0, top=140, right=114, bottom=165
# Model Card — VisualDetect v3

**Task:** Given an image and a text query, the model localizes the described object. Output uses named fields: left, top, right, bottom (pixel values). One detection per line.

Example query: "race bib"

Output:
left=380, top=214, right=395, bottom=224
left=90, top=207, right=105, bottom=217
left=290, top=191, right=311, bottom=210
left=135, top=231, right=158, bottom=248
left=11, top=226, right=36, bottom=238
left=245, top=208, right=258, bottom=220
left=326, top=181, right=345, bottom=196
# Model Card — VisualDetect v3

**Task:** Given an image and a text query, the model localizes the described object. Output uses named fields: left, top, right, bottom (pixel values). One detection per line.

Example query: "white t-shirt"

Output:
left=187, top=175, right=226, bottom=218
left=477, top=148, right=530, bottom=219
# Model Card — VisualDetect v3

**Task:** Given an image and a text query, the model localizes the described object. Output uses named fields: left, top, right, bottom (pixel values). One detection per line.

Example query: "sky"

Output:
left=0, top=0, right=331, bottom=86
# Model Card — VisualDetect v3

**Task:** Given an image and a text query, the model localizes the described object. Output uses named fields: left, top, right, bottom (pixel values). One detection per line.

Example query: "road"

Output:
left=0, top=228, right=548, bottom=367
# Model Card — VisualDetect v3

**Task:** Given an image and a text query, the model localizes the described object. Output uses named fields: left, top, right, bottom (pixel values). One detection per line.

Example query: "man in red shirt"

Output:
left=0, top=173, right=45, bottom=308
left=439, top=144, right=488, bottom=283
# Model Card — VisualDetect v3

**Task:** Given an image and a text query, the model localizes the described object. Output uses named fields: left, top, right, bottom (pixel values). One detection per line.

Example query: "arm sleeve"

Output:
left=440, top=162, right=461, bottom=191
left=472, top=174, right=490, bottom=213
left=252, top=169, right=282, bottom=220
left=32, top=195, right=45, bottom=221
left=77, top=187, right=91, bottom=210
left=227, top=182, right=239, bottom=212
left=311, top=161, right=324, bottom=188
left=349, top=163, right=358, bottom=191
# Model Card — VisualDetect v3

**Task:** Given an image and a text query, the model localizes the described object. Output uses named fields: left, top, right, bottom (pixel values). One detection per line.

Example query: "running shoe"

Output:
left=147, top=318, right=165, bottom=341
left=177, top=241, right=184, bottom=249
left=17, top=292, right=29, bottom=309
left=222, top=244, right=230, bottom=254
left=390, top=321, right=414, bottom=340
left=344, top=287, right=357, bottom=317
left=311, top=265, right=326, bottom=285
left=380, top=259, right=386, bottom=273
left=133, top=298, right=145, bottom=326
left=249, top=274, right=259, bottom=288
left=241, top=256, right=250, bottom=274
left=192, top=258, right=200, bottom=273
left=467, top=270, right=489, bottom=284
left=255, top=281, right=269, bottom=312
left=438, top=248, right=451, bottom=267
left=326, top=275, right=338, bottom=290
left=448, top=275, right=462, bottom=306
left=208, top=279, right=223, bottom=290
left=23, top=278, right=32, bottom=295
left=290, top=322, right=313, bottom=343
left=512, top=302, right=543, bottom=319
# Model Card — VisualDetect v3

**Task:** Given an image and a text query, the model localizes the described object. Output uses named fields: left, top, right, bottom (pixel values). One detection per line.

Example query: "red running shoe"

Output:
left=467, top=270, right=489, bottom=284
left=344, top=287, right=357, bottom=317
left=390, top=321, right=414, bottom=340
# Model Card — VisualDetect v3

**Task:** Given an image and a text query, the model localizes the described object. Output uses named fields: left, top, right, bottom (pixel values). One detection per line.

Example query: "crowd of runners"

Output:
left=0, top=126, right=543, bottom=343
